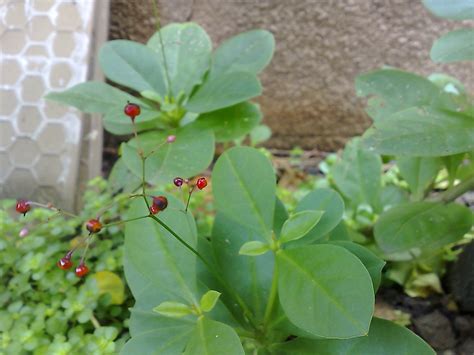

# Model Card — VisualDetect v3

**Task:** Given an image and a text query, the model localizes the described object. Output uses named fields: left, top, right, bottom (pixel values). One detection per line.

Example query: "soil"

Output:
left=377, top=287, right=474, bottom=355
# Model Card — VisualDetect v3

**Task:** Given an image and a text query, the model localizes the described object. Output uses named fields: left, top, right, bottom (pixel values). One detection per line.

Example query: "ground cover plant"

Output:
left=1, top=179, right=131, bottom=354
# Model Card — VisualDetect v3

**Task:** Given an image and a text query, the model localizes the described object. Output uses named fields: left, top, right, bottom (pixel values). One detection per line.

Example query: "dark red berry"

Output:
left=124, top=102, right=141, bottom=121
left=152, top=196, right=168, bottom=211
left=149, top=204, right=160, bottom=215
left=86, top=219, right=102, bottom=234
left=57, top=257, right=73, bottom=270
left=173, top=177, right=184, bottom=187
left=196, top=177, right=207, bottom=190
left=16, top=200, right=31, bottom=216
left=75, top=263, right=89, bottom=278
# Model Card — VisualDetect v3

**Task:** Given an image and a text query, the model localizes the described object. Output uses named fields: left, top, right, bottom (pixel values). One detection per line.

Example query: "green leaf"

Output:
left=194, top=102, right=262, bottom=142
left=92, top=271, right=125, bottom=305
left=397, top=157, right=442, bottom=199
left=280, top=211, right=324, bottom=244
left=431, top=29, right=474, bottom=62
left=46, top=81, right=137, bottom=114
left=212, top=147, right=276, bottom=319
left=239, top=241, right=271, bottom=256
left=328, top=241, right=385, bottom=292
left=355, top=69, right=446, bottom=122
left=423, top=0, right=474, bottom=20
left=121, top=123, right=215, bottom=184
left=107, top=158, right=141, bottom=193
left=184, top=317, right=244, bottom=355
left=250, top=124, right=272, bottom=146
left=332, top=138, right=382, bottom=210
left=277, top=245, right=374, bottom=338
left=274, top=197, right=289, bottom=237
left=272, top=317, right=435, bottom=354
left=185, top=72, right=262, bottom=113
left=99, top=40, right=167, bottom=95
left=123, top=194, right=198, bottom=353
left=211, top=29, right=275, bottom=76
left=103, top=105, right=162, bottom=135
left=200, top=291, right=221, bottom=313
left=374, top=201, right=473, bottom=254
left=148, top=23, right=212, bottom=98
left=213, top=147, right=276, bottom=237
left=290, top=189, right=344, bottom=245
left=363, top=107, right=474, bottom=156
left=153, top=301, right=194, bottom=318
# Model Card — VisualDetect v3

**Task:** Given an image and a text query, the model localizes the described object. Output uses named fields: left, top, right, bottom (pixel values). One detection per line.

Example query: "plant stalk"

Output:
left=263, top=255, right=279, bottom=329
left=432, top=174, right=474, bottom=203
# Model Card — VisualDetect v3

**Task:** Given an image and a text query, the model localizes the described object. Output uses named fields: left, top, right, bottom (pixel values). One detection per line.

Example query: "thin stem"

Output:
left=80, top=234, right=94, bottom=264
left=185, top=185, right=195, bottom=212
left=147, top=213, right=258, bottom=329
left=263, top=256, right=279, bottom=328
left=90, top=314, right=101, bottom=329
left=132, top=121, right=144, bottom=157
left=29, top=202, right=78, bottom=219
left=151, top=0, right=173, bottom=98
left=431, top=174, right=474, bottom=203
left=141, top=157, right=150, bottom=210
left=102, top=215, right=149, bottom=228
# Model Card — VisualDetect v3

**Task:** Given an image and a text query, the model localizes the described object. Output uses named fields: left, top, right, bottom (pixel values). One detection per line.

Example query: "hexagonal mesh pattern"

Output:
left=0, top=0, right=103, bottom=210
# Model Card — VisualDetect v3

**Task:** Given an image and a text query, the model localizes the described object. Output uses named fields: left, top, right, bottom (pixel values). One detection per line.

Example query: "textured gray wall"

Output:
left=109, top=0, right=474, bottom=150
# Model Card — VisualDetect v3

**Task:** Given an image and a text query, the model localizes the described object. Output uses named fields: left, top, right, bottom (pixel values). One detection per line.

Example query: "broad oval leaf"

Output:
left=103, top=105, right=162, bottom=135
left=363, top=107, right=474, bottom=156
left=184, top=317, right=244, bottom=355
left=99, top=40, right=167, bottom=95
left=356, top=69, right=444, bottom=122
left=185, top=72, right=262, bottom=113
left=212, top=147, right=276, bottom=236
left=123, top=194, right=198, bottom=353
left=328, top=241, right=385, bottom=292
left=272, top=317, right=434, bottom=354
left=277, top=245, right=374, bottom=339
left=193, top=102, right=262, bottom=142
left=46, top=81, right=137, bottom=114
left=423, top=0, right=474, bottom=20
left=121, top=123, right=215, bottom=184
left=212, top=147, right=276, bottom=319
left=280, top=211, right=324, bottom=244
left=374, top=201, right=473, bottom=255
left=289, top=189, right=344, bottom=245
left=331, top=138, right=382, bottom=210
left=211, top=29, right=275, bottom=76
left=148, top=23, right=212, bottom=98
left=431, top=29, right=474, bottom=63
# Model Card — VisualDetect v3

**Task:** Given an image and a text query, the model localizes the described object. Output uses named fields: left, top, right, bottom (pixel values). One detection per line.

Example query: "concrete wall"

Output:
left=109, top=0, right=474, bottom=150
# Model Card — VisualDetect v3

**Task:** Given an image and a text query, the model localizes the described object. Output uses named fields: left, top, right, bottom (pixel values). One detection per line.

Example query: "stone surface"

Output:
left=109, top=0, right=474, bottom=150
left=413, top=310, right=457, bottom=350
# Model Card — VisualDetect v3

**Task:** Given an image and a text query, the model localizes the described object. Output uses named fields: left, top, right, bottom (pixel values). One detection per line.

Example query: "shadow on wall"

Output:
left=109, top=0, right=474, bottom=150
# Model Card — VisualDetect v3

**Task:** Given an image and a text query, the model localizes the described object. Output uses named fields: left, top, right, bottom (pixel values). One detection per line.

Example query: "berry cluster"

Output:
left=15, top=102, right=210, bottom=280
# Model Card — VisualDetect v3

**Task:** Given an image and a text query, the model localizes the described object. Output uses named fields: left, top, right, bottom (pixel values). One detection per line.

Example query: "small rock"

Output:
left=454, top=316, right=474, bottom=337
left=457, top=338, right=474, bottom=355
left=413, top=311, right=456, bottom=350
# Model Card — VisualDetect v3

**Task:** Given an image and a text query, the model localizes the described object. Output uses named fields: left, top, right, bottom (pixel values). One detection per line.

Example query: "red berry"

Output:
left=196, top=177, right=207, bottom=190
left=75, top=263, right=89, bottom=278
left=173, top=177, right=184, bottom=187
left=16, top=200, right=31, bottom=216
left=152, top=196, right=168, bottom=211
left=124, top=102, right=141, bottom=121
left=149, top=204, right=160, bottom=215
left=57, top=257, right=73, bottom=270
left=86, top=219, right=102, bottom=234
